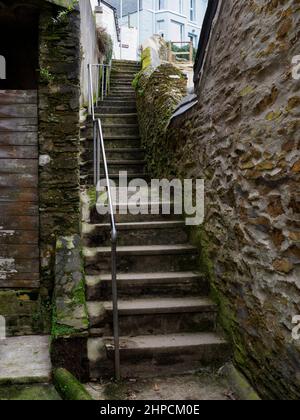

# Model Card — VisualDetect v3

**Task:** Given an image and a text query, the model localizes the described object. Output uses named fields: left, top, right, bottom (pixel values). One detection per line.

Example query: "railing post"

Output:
left=190, top=41, right=194, bottom=63
left=111, top=238, right=120, bottom=381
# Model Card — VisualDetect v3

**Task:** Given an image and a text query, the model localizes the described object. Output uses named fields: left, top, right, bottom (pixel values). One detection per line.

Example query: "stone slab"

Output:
left=0, top=336, right=51, bottom=384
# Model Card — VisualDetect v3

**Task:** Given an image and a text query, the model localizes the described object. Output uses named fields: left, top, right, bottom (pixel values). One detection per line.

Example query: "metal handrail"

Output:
left=87, top=63, right=120, bottom=381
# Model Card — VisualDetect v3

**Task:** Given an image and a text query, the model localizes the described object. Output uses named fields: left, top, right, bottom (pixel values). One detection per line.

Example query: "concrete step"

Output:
left=110, top=80, right=134, bottom=86
left=95, top=105, right=137, bottom=114
left=82, top=135, right=141, bottom=149
left=110, top=73, right=136, bottom=80
left=0, top=336, right=51, bottom=385
left=105, top=148, right=144, bottom=160
left=88, top=333, right=231, bottom=379
left=86, top=271, right=209, bottom=300
left=89, top=199, right=182, bottom=224
left=102, top=124, right=140, bottom=137
left=101, top=98, right=137, bottom=106
left=80, top=173, right=149, bottom=188
left=109, top=87, right=135, bottom=94
left=84, top=244, right=199, bottom=274
left=81, top=159, right=145, bottom=176
left=107, top=93, right=136, bottom=99
left=82, top=220, right=188, bottom=247
left=96, top=113, right=138, bottom=125
left=80, top=150, right=145, bottom=171
left=88, top=297, right=217, bottom=335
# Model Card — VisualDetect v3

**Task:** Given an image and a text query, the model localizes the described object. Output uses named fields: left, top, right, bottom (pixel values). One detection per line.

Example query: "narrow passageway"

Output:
left=81, top=59, right=231, bottom=381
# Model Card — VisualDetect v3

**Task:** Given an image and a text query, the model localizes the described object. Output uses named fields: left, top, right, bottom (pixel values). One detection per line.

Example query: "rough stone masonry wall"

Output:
left=38, top=2, right=81, bottom=332
left=135, top=0, right=300, bottom=400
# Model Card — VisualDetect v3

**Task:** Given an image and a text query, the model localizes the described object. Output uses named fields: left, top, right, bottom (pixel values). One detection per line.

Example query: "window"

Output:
left=173, top=0, right=183, bottom=14
left=190, top=0, right=196, bottom=21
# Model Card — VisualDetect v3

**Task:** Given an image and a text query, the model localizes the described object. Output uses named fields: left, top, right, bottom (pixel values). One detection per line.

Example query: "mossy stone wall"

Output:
left=135, top=0, right=300, bottom=400
left=38, top=3, right=81, bottom=332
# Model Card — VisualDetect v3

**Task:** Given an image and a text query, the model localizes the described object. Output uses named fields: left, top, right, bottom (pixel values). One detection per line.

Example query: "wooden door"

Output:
left=0, top=90, right=39, bottom=288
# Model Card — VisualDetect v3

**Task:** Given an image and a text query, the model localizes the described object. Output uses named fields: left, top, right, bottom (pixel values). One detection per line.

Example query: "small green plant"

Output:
left=52, top=0, right=79, bottom=25
left=39, top=67, right=55, bottom=83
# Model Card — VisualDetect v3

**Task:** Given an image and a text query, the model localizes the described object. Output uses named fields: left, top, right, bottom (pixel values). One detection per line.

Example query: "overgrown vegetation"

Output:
left=96, top=27, right=113, bottom=63
left=52, top=0, right=79, bottom=25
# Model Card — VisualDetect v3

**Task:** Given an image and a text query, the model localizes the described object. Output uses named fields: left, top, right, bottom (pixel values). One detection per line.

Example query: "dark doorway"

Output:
left=0, top=2, right=39, bottom=90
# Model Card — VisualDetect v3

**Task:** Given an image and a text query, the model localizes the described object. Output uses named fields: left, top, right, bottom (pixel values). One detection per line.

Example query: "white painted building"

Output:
left=119, top=0, right=208, bottom=49
left=91, top=0, right=138, bottom=60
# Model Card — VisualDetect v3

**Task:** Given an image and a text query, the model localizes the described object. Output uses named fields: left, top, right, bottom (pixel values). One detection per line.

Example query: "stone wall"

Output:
left=38, top=2, right=81, bottom=332
left=135, top=0, right=300, bottom=400
left=79, top=0, right=99, bottom=107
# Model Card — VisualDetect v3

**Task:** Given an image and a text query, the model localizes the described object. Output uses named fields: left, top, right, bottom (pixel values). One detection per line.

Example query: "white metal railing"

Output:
left=87, top=63, right=120, bottom=381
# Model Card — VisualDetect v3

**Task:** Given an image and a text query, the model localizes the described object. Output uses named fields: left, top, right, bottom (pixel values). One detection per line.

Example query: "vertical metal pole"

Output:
left=96, top=65, right=99, bottom=107
left=93, top=122, right=97, bottom=185
left=101, top=65, right=105, bottom=102
left=137, top=0, right=140, bottom=59
left=88, top=64, right=91, bottom=115
left=111, top=240, right=120, bottom=381
left=120, top=0, right=123, bottom=59
left=88, top=64, right=95, bottom=121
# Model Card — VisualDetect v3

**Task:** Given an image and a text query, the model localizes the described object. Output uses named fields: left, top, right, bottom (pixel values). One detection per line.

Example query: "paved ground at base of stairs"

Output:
left=0, top=384, right=61, bottom=400
left=85, top=372, right=237, bottom=401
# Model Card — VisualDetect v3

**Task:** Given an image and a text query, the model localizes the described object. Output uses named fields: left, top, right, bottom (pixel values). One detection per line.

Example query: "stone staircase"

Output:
left=80, top=60, right=230, bottom=379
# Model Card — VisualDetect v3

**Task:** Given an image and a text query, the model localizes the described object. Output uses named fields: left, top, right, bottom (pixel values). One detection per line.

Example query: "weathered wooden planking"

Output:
left=0, top=93, right=39, bottom=289
left=0, top=159, right=38, bottom=174
left=0, top=229, right=39, bottom=245
left=0, top=202, right=38, bottom=216
left=0, top=188, right=38, bottom=202
left=0, top=215, right=39, bottom=230
left=0, top=244, right=39, bottom=259
left=0, top=132, right=38, bottom=146
left=0, top=173, right=37, bottom=188
left=0, top=104, right=37, bottom=118
left=0, top=278, right=39, bottom=288
left=0, top=118, right=38, bottom=132
left=0, top=146, right=38, bottom=159
left=0, top=90, right=37, bottom=105
left=0, top=258, right=39, bottom=274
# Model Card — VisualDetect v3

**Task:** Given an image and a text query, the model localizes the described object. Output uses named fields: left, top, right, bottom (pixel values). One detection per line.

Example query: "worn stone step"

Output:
left=82, top=135, right=141, bottom=149
left=80, top=164, right=145, bottom=177
left=80, top=173, right=149, bottom=188
left=110, top=80, right=134, bottom=87
left=107, top=93, right=136, bottom=99
left=102, top=98, right=137, bottom=106
left=88, top=333, right=231, bottom=379
left=0, top=336, right=51, bottom=385
left=86, top=271, right=209, bottom=300
left=89, top=199, right=182, bottom=224
left=102, top=124, right=140, bottom=137
left=110, top=73, right=135, bottom=80
left=96, top=114, right=138, bottom=125
left=109, top=89, right=135, bottom=95
left=84, top=244, right=199, bottom=274
left=88, top=297, right=217, bottom=335
left=82, top=159, right=145, bottom=176
left=81, top=149, right=144, bottom=169
left=95, top=106, right=137, bottom=114
left=82, top=220, right=188, bottom=247
left=105, top=148, right=144, bottom=160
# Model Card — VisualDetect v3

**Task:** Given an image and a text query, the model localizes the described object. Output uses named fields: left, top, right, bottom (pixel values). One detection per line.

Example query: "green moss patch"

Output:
left=53, top=368, right=93, bottom=400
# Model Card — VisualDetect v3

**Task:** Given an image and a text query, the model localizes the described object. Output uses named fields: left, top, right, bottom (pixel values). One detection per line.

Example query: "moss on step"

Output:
left=0, top=384, right=61, bottom=401
left=104, top=381, right=128, bottom=400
